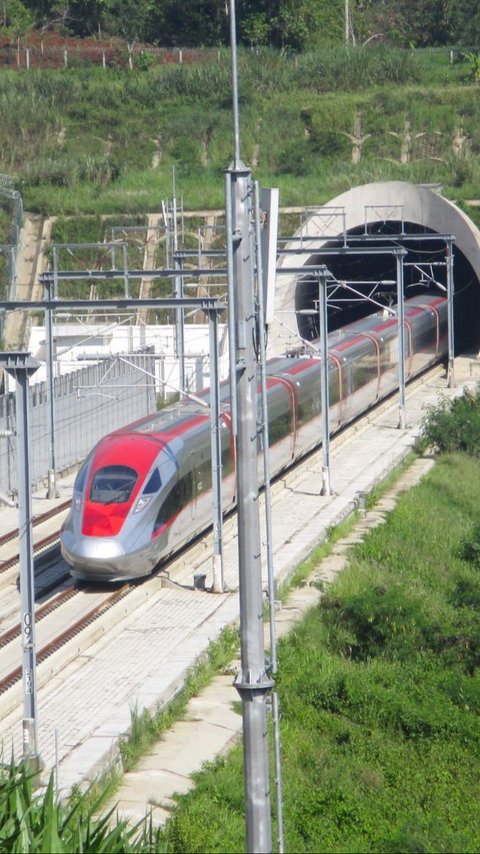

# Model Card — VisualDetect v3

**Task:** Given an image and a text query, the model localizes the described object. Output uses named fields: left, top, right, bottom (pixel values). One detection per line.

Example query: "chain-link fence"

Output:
left=0, top=351, right=156, bottom=498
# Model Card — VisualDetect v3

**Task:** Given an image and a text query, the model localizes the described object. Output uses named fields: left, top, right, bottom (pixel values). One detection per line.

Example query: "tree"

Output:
left=352, top=0, right=449, bottom=48
left=2, top=0, right=33, bottom=35
left=447, top=0, right=480, bottom=48
left=147, top=0, right=227, bottom=47
left=2, top=0, right=33, bottom=64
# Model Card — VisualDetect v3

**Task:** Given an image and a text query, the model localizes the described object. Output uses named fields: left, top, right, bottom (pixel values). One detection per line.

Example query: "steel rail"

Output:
left=0, top=584, right=131, bottom=696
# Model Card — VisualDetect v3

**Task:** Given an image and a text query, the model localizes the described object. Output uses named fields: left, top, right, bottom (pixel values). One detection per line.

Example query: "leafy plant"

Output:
left=464, top=52, right=480, bottom=83
left=419, top=388, right=480, bottom=456
left=0, top=758, right=152, bottom=852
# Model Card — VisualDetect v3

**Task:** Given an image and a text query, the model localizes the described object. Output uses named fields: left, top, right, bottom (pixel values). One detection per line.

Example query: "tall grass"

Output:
left=0, top=47, right=476, bottom=216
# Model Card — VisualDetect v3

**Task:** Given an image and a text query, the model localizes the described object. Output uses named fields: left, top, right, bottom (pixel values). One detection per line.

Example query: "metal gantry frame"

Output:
left=278, top=231, right=455, bottom=400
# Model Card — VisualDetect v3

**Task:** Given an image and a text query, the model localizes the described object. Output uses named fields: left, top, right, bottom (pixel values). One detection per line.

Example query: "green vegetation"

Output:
left=155, top=450, right=480, bottom=853
left=1, top=0, right=478, bottom=52
left=5, top=389, right=480, bottom=849
left=0, top=759, right=155, bottom=852
left=0, top=46, right=479, bottom=223
left=419, top=387, right=480, bottom=456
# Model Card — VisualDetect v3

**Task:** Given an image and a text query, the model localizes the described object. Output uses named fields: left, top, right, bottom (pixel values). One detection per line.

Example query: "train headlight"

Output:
left=134, top=495, right=152, bottom=513
left=74, top=492, right=82, bottom=512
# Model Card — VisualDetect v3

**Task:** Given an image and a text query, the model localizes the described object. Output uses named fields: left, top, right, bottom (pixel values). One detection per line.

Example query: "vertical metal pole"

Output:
left=227, top=5, right=272, bottom=848
left=123, top=243, right=129, bottom=299
left=1, top=353, right=41, bottom=770
left=225, top=174, right=238, bottom=437
left=10, top=244, right=16, bottom=295
left=52, top=246, right=59, bottom=297
left=209, top=310, right=224, bottom=593
left=172, top=166, right=178, bottom=251
left=319, top=268, right=333, bottom=495
left=44, top=277, right=57, bottom=499
left=229, top=3, right=241, bottom=167
left=174, top=254, right=186, bottom=394
left=396, top=254, right=407, bottom=429
left=254, top=182, right=284, bottom=853
left=446, top=238, right=455, bottom=388
left=229, top=161, right=273, bottom=854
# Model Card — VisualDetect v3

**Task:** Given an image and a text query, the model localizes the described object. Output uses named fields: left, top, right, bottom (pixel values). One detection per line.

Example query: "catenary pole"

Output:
left=0, top=352, right=42, bottom=770
left=227, top=0, right=273, bottom=851
left=44, top=275, right=57, bottom=498
left=396, top=254, right=407, bottom=429
left=254, top=181, right=285, bottom=853
left=319, top=267, right=333, bottom=495
left=208, top=309, right=225, bottom=592
left=446, top=238, right=456, bottom=388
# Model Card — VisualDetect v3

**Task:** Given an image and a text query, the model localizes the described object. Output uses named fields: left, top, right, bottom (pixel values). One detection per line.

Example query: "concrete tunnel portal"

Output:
left=269, top=182, right=480, bottom=361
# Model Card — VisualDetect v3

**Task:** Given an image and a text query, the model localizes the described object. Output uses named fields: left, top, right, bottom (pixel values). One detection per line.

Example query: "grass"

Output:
left=0, top=46, right=478, bottom=220
left=153, top=452, right=480, bottom=852
left=4, top=437, right=480, bottom=850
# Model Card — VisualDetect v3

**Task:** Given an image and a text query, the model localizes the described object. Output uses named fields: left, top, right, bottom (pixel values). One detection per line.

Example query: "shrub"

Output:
left=419, top=388, right=480, bottom=456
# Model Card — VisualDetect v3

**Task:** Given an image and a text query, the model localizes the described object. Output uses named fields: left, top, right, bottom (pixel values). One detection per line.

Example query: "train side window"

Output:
left=329, top=365, right=341, bottom=406
left=74, top=453, right=92, bottom=493
left=143, top=468, right=162, bottom=494
left=350, top=345, right=377, bottom=393
left=153, top=472, right=194, bottom=530
left=297, top=391, right=320, bottom=427
left=268, top=410, right=292, bottom=446
left=90, top=465, right=138, bottom=504
left=197, top=455, right=213, bottom=493
left=222, top=437, right=234, bottom=476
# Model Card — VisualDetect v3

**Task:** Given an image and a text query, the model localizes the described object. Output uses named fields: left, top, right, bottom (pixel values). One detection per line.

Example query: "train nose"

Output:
left=74, top=538, right=125, bottom=562
left=61, top=532, right=128, bottom=580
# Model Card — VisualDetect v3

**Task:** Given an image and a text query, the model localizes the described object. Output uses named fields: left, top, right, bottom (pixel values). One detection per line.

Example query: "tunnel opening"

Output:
left=295, top=220, right=480, bottom=355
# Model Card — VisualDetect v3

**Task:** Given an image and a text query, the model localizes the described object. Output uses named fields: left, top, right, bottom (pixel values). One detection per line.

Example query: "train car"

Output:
left=60, top=295, right=448, bottom=582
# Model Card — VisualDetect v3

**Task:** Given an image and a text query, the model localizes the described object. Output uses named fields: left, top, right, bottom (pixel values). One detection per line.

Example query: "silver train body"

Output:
left=60, top=296, right=448, bottom=582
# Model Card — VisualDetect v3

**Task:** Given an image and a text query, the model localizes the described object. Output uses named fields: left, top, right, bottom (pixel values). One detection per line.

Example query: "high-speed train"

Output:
left=60, top=295, right=448, bottom=582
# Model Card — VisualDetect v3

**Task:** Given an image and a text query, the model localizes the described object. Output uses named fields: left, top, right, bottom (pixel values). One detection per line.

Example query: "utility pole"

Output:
left=0, top=352, right=42, bottom=772
left=226, top=0, right=273, bottom=850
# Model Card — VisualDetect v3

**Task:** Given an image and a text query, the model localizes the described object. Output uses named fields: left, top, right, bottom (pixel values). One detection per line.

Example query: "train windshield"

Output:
left=90, top=465, right=138, bottom=504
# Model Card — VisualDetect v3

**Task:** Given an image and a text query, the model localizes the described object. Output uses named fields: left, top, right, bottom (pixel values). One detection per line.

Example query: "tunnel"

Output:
left=269, top=182, right=480, bottom=360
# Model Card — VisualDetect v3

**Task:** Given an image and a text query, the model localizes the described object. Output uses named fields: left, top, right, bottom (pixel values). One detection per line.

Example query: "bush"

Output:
left=419, top=388, right=480, bottom=456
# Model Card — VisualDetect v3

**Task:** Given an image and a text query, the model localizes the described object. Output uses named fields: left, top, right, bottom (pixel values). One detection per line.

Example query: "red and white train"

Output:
left=60, top=295, right=448, bottom=582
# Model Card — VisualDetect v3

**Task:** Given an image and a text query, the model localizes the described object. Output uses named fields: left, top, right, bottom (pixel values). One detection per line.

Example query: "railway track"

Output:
left=0, top=584, right=131, bottom=696
left=0, top=500, right=71, bottom=550
left=0, top=363, right=447, bottom=729
left=0, top=502, right=72, bottom=596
